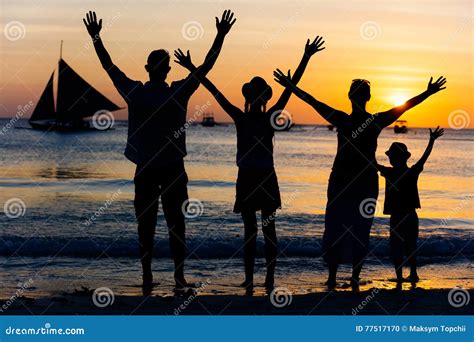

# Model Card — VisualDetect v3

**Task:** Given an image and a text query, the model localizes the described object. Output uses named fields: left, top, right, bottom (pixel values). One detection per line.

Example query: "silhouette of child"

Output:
left=376, top=127, right=444, bottom=283
left=174, top=37, right=325, bottom=290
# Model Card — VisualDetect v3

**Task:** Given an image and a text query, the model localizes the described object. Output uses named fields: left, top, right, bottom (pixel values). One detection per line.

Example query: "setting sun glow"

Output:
left=391, top=95, right=407, bottom=107
left=0, top=0, right=472, bottom=128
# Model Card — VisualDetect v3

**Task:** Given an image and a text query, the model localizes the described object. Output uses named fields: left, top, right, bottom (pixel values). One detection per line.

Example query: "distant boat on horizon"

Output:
left=29, top=41, right=122, bottom=131
left=394, top=120, right=408, bottom=134
left=201, top=113, right=216, bottom=127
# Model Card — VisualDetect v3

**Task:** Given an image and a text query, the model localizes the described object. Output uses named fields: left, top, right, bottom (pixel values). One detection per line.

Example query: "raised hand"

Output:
left=429, top=126, right=444, bottom=140
left=427, top=76, right=447, bottom=95
left=83, top=11, right=102, bottom=39
left=273, top=68, right=294, bottom=88
left=174, top=49, right=195, bottom=71
left=304, top=36, right=325, bottom=57
left=215, top=9, right=236, bottom=36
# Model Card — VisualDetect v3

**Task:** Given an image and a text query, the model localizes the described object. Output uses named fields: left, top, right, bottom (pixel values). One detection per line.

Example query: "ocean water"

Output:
left=0, top=119, right=473, bottom=298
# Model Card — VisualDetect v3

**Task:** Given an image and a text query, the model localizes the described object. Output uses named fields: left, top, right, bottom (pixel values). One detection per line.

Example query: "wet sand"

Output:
left=2, top=288, right=472, bottom=315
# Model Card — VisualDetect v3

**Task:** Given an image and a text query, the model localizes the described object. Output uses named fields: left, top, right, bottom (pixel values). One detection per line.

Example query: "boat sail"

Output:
left=29, top=41, right=121, bottom=131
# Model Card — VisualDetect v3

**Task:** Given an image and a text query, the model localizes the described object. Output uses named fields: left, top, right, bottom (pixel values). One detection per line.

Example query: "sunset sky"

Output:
left=1, top=0, right=472, bottom=128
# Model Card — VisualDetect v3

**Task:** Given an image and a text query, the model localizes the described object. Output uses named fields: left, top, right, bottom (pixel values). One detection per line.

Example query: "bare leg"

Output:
left=162, top=166, right=189, bottom=289
left=262, top=210, right=278, bottom=288
left=241, top=211, right=258, bottom=288
left=327, top=263, right=338, bottom=289
left=134, top=166, right=159, bottom=294
left=393, top=258, right=404, bottom=282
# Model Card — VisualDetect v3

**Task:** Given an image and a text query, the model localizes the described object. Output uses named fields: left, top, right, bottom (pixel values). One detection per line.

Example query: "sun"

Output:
left=391, top=95, right=406, bottom=106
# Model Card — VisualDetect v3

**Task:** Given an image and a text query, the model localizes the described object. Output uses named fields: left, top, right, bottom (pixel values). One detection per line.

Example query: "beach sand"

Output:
left=2, top=288, right=473, bottom=315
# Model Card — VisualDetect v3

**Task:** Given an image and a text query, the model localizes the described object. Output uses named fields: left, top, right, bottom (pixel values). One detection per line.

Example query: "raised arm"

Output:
left=273, top=69, right=348, bottom=126
left=267, top=36, right=325, bottom=114
left=194, top=10, right=236, bottom=77
left=375, top=77, right=447, bottom=128
left=373, top=159, right=391, bottom=175
left=174, top=50, right=242, bottom=121
left=414, top=126, right=444, bottom=169
left=83, top=11, right=113, bottom=70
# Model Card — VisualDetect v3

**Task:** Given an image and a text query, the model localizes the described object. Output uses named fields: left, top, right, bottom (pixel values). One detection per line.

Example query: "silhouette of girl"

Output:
left=175, top=37, right=325, bottom=289
left=275, top=71, right=446, bottom=290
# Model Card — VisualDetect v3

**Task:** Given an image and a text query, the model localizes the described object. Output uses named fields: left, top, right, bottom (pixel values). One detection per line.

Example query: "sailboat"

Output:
left=29, top=41, right=122, bottom=131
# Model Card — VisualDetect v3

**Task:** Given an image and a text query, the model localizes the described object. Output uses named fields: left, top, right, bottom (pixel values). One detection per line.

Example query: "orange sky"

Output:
left=1, top=0, right=473, bottom=128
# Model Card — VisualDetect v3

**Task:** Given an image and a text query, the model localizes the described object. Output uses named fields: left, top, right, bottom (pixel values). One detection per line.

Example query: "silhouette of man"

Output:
left=83, top=10, right=236, bottom=292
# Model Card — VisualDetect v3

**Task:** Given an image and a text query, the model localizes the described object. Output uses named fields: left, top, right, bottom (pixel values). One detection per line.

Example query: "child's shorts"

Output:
left=389, top=211, right=419, bottom=261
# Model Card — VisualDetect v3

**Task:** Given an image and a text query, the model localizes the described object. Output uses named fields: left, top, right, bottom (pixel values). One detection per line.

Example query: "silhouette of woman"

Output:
left=275, top=71, right=446, bottom=290
left=175, top=37, right=325, bottom=290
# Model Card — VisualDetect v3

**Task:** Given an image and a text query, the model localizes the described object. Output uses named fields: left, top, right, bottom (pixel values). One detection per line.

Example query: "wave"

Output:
left=1, top=234, right=472, bottom=260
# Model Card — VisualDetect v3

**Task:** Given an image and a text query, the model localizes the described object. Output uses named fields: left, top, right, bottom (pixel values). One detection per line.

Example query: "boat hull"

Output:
left=28, top=119, right=105, bottom=132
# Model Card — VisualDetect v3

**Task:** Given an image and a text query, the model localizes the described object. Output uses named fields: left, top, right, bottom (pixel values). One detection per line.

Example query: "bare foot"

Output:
left=264, top=275, right=274, bottom=290
left=325, top=278, right=337, bottom=290
left=408, top=273, right=419, bottom=283
left=350, top=277, right=360, bottom=292
left=175, top=277, right=189, bottom=289
left=240, top=279, right=254, bottom=289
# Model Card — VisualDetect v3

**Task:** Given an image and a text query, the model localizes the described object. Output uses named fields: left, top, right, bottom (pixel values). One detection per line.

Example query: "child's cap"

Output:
left=385, top=142, right=411, bottom=159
